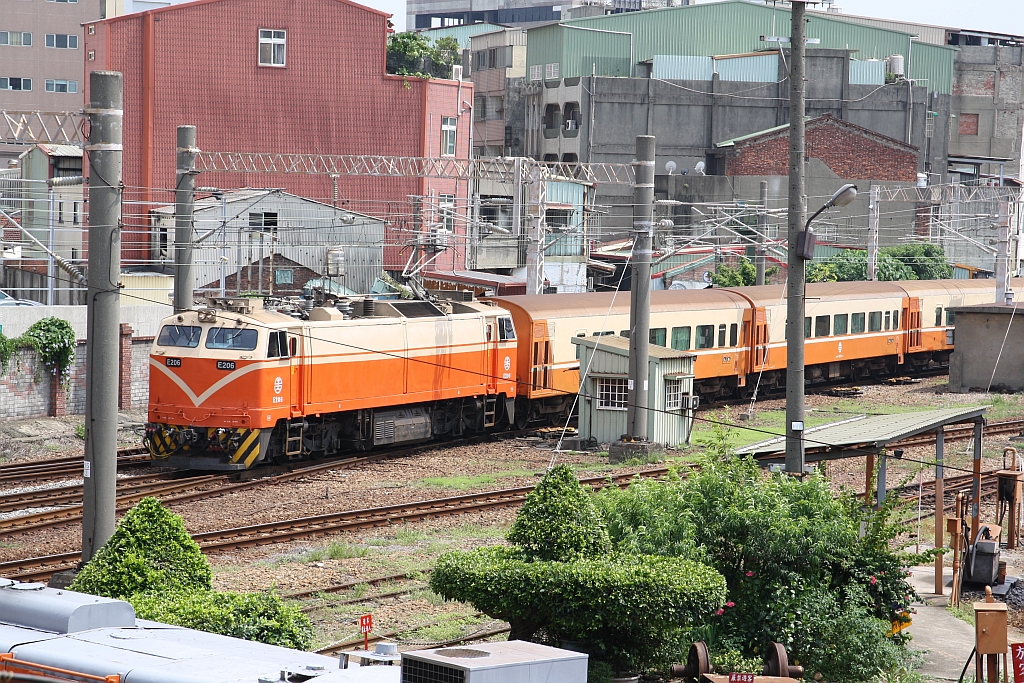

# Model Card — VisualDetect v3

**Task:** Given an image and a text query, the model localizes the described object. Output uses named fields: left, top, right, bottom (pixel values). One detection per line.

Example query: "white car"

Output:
left=0, top=289, right=43, bottom=306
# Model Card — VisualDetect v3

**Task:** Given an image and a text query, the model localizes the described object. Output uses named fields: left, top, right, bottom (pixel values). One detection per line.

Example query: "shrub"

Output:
left=70, top=497, right=211, bottom=598
left=506, top=464, right=610, bottom=561
left=431, top=546, right=726, bottom=672
left=130, top=590, right=313, bottom=650
left=0, top=317, right=77, bottom=380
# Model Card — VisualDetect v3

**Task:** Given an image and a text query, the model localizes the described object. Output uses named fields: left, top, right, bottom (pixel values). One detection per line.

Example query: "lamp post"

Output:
left=785, top=183, right=858, bottom=475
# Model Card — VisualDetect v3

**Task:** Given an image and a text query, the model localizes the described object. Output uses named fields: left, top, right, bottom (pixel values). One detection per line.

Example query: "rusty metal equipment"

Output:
left=762, top=642, right=805, bottom=679
left=670, top=641, right=802, bottom=683
left=973, top=586, right=1009, bottom=682
left=669, top=642, right=712, bottom=681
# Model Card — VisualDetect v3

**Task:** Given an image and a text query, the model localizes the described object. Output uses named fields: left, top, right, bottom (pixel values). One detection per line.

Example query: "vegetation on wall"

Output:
left=0, top=317, right=76, bottom=381
left=386, top=33, right=461, bottom=79
left=71, top=498, right=313, bottom=650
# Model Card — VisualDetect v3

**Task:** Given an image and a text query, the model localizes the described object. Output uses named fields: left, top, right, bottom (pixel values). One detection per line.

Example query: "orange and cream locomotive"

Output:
left=145, top=297, right=518, bottom=469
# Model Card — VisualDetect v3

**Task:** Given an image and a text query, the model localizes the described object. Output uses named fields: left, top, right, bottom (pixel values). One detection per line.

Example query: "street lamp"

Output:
left=785, top=182, right=859, bottom=476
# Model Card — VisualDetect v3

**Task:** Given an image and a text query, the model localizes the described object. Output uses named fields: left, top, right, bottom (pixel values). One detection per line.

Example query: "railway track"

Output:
left=0, top=448, right=151, bottom=485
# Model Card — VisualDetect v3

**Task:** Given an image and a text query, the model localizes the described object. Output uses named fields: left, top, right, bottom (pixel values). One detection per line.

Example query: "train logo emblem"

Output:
left=274, top=377, right=283, bottom=394
left=838, top=342, right=843, bottom=354
left=503, top=356, right=511, bottom=371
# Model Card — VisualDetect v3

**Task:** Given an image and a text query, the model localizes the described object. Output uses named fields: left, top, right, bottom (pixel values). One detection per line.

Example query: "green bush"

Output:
left=0, top=317, right=77, bottom=380
left=506, top=464, right=610, bottom=561
left=431, top=546, right=725, bottom=672
left=130, top=590, right=313, bottom=650
left=70, top=497, right=211, bottom=598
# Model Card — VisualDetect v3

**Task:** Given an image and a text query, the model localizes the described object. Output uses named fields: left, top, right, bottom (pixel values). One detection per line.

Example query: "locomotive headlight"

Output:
left=197, top=308, right=217, bottom=323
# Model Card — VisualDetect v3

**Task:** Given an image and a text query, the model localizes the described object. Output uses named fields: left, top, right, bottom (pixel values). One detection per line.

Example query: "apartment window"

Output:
left=0, top=32, right=32, bottom=46
left=650, top=327, right=666, bottom=347
left=958, top=113, right=979, bottom=136
left=935, top=306, right=943, bottom=326
left=45, top=79, right=78, bottom=93
left=46, top=0, right=79, bottom=3
left=869, top=311, right=882, bottom=332
left=834, top=314, right=848, bottom=335
left=473, top=95, right=486, bottom=121
left=545, top=62, right=559, bottom=80
left=671, top=326, right=691, bottom=351
left=0, top=78, right=31, bottom=91
left=87, top=50, right=95, bottom=61
left=815, top=315, right=830, bottom=337
left=851, top=312, right=866, bottom=334
left=529, top=64, right=542, bottom=81
left=258, top=29, right=286, bottom=67
left=45, top=34, right=78, bottom=48
left=597, top=377, right=628, bottom=410
left=695, top=325, right=714, bottom=349
left=274, top=268, right=293, bottom=285
left=439, top=194, right=455, bottom=232
left=440, top=116, right=457, bottom=156
left=665, top=379, right=683, bottom=411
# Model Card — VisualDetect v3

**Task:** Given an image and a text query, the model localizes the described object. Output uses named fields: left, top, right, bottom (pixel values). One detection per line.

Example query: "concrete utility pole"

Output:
left=996, top=199, right=1009, bottom=304
left=784, top=0, right=808, bottom=475
left=82, top=71, right=123, bottom=562
left=867, top=185, right=879, bottom=281
left=173, top=125, right=198, bottom=312
left=626, top=135, right=655, bottom=440
left=756, top=180, right=768, bottom=286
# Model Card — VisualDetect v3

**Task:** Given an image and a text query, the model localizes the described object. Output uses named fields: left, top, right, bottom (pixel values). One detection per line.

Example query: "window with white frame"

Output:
left=45, top=79, right=78, bottom=93
left=46, top=0, right=79, bottom=4
left=545, top=62, right=559, bottom=80
left=258, top=29, right=286, bottom=67
left=597, top=377, right=628, bottom=410
left=665, top=379, right=683, bottom=410
left=0, top=32, right=32, bottom=46
left=529, top=64, right=542, bottom=81
left=439, top=194, right=455, bottom=232
left=440, top=116, right=457, bottom=156
left=0, top=78, right=31, bottom=91
left=45, top=34, right=78, bottom=48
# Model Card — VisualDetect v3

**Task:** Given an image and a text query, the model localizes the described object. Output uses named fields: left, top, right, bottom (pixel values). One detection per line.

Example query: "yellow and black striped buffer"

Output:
left=146, top=430, right=177, bottom=459
left=229, top=429, right=262, bottom=468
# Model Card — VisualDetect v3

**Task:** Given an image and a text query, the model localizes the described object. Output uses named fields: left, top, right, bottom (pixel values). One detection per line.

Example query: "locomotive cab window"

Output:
left=206, top=328, right=258, bottom=351
left=815, top=316, right=830, bottom=337
left=869, top=312, right=882, bottom=332
left=267, top=330, right=289, bottom=358
left=696, top=325, right=714, bottom=349
left=498, top=317, right=516, bottom=341
left=157, top=325, right=201, bottom=348
left=834, top=314, right=848, bottom=335
left=852, top=313, right=865, bottom=333
left=650, top=327, right=666, bottom=346
left=671, top=326, right=691, bottom=350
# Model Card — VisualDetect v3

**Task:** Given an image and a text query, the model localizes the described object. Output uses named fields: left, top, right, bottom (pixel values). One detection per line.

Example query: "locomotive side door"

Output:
left=287, top=328, right=304, bottom=418
left=486, top=318, right=500, bottom=394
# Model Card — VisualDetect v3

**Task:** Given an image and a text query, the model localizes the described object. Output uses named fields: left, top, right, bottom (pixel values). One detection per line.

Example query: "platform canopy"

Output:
left=736, top=406, right=989, bottom=464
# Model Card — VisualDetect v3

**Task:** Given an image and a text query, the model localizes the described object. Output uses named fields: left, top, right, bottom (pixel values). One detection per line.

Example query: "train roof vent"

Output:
left=0, top=581, right=135, bottom=634
left=391, top=301, right=445, bottom=318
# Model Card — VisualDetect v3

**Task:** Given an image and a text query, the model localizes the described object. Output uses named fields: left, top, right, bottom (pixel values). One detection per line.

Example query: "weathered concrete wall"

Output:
left=949, top=305, right=1024, bottom=393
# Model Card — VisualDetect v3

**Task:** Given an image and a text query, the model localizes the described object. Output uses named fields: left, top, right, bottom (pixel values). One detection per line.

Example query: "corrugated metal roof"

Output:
left=652, top=55, right=714, bottom=80
left=737, top=406, right=989, bottom=459
left=527, top=0, right=956, bottom=92
left=574, top=333, right=695, bottom=359
left=716, top=53, right=777, bottom=82
left=849, top=59, right=885, bottom=85
left=809, top=9, right=950, bottom=47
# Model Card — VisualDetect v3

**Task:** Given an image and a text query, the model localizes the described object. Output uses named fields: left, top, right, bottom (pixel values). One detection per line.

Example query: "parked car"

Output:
left=0, top=289, right=43, bottom=306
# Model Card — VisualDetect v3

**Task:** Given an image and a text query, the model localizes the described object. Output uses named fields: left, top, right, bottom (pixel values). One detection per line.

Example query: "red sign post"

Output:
left=728, top=674, right=755, bottom=683
left=359, top=614, right=373, bottom=651
left=1012, top=643, right=1024, bottom=683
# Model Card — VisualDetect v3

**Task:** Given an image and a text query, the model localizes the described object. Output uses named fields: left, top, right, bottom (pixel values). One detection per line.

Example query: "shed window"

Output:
left=852, top=313, right=866, bottom=333
left=597, top=377, right=628, bottom=410
left=869, top=311, right=882, bottom=332
left=650, top=327, right=666, bottom=347
left=695, top=325, right=714, bottom=349
left=935, top=306, right=943, bottom=326
left=833, top=314, right=848, bottom=335
left=815, top=315, right=830, bottom=337
left=258, top=29, right=286, bottom=67
left=575, top=332, right=585, bottom=359
left=671, top=326, right=691, bottom=351
left=274, top=268, right=293, bottom=285
left=729, top=323, right=738, bottom=347
left=717, top=324, right=726, bottom=347
left=249, top=212, right=278, bottom=230
left=665, top=379, right=683, bottom=411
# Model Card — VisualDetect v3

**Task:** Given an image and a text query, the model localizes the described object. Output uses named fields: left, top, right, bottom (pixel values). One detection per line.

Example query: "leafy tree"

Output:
left=806, top=261, right=838, bottom=283
left=827, top=249, right=917, bottom=282
left=386, top=33, right=462, bottom=79
left=881, top=243, right=953, bottom=280
left=710, top=258, right=778, bottom=287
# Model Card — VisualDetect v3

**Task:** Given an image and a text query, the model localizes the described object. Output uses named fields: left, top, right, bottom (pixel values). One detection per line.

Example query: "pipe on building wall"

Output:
left=142, top=11, right=156, bottom=213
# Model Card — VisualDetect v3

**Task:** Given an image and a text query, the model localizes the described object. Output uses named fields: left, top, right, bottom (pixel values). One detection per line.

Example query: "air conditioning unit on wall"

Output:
left=400, top=641, right=587, bottom=683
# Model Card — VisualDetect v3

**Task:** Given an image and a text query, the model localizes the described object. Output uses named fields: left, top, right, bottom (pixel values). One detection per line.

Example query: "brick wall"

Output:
left=726, top=114, right=918, bottom=182
left=197, top=255, right=321, bottom=297
left=0, top=337, right=152, bottom=420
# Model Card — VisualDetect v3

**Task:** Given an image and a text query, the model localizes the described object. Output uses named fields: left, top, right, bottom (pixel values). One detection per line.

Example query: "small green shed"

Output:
left=572, top=335, right=697, bottom=447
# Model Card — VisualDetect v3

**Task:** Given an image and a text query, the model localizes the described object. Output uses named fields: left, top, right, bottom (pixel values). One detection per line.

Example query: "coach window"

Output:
left=717, top=324, right=727, bottom=347
left=946, top=309, right=956, bottom=326
left=157, top=324, right=201, bottom=348
left=892, top=310, right=899, bottom=329
left=935, top=307, right=943, bottom=326
left=815, top=315, right=830, bottom=337
left=884, top=311, right=891, bottom=331
left=869, top=312, right=882, bottom=332
left=696, top=325, right=714, bottom=349
left=851, top=312, right=865, bottom=333
left=834, top=314, right=848, bottom=335
left=650, top=327, right=666, bottom=347
left=729, top=323, right=738, bottom=347
left=498, top=316, right=516, bottom=340
left=206, top=328, right=259, bottom=350
left=804, top=317, right=811, bottom=338
left=671, top=326, right=691, bottom=351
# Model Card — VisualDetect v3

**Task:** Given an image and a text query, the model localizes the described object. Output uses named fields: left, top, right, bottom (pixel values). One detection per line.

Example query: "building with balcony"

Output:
left=470, top=27, right=528, bottom=158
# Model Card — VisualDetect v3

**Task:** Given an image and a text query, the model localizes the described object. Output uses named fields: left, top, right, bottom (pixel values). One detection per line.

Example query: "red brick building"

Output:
left=719, top=114, right=918, bottom=182
left=84, top=0, right=473, bottom=270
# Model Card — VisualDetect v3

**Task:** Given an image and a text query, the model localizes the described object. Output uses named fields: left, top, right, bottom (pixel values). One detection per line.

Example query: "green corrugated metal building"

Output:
left=526, top=0, right=956, bottom=93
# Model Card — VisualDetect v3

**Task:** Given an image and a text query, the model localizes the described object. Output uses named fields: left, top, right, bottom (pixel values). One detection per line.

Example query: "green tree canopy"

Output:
left=881, top=243, right=954, bottom=280
left=386, top=33, right=462, bottom=79
left=710, top=258, right=778, bottom=287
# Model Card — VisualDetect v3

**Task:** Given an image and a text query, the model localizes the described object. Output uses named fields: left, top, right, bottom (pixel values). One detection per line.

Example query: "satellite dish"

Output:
left=665, top=161, right=677, bottom=175
left=694, top=161, right=706, bottom=175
